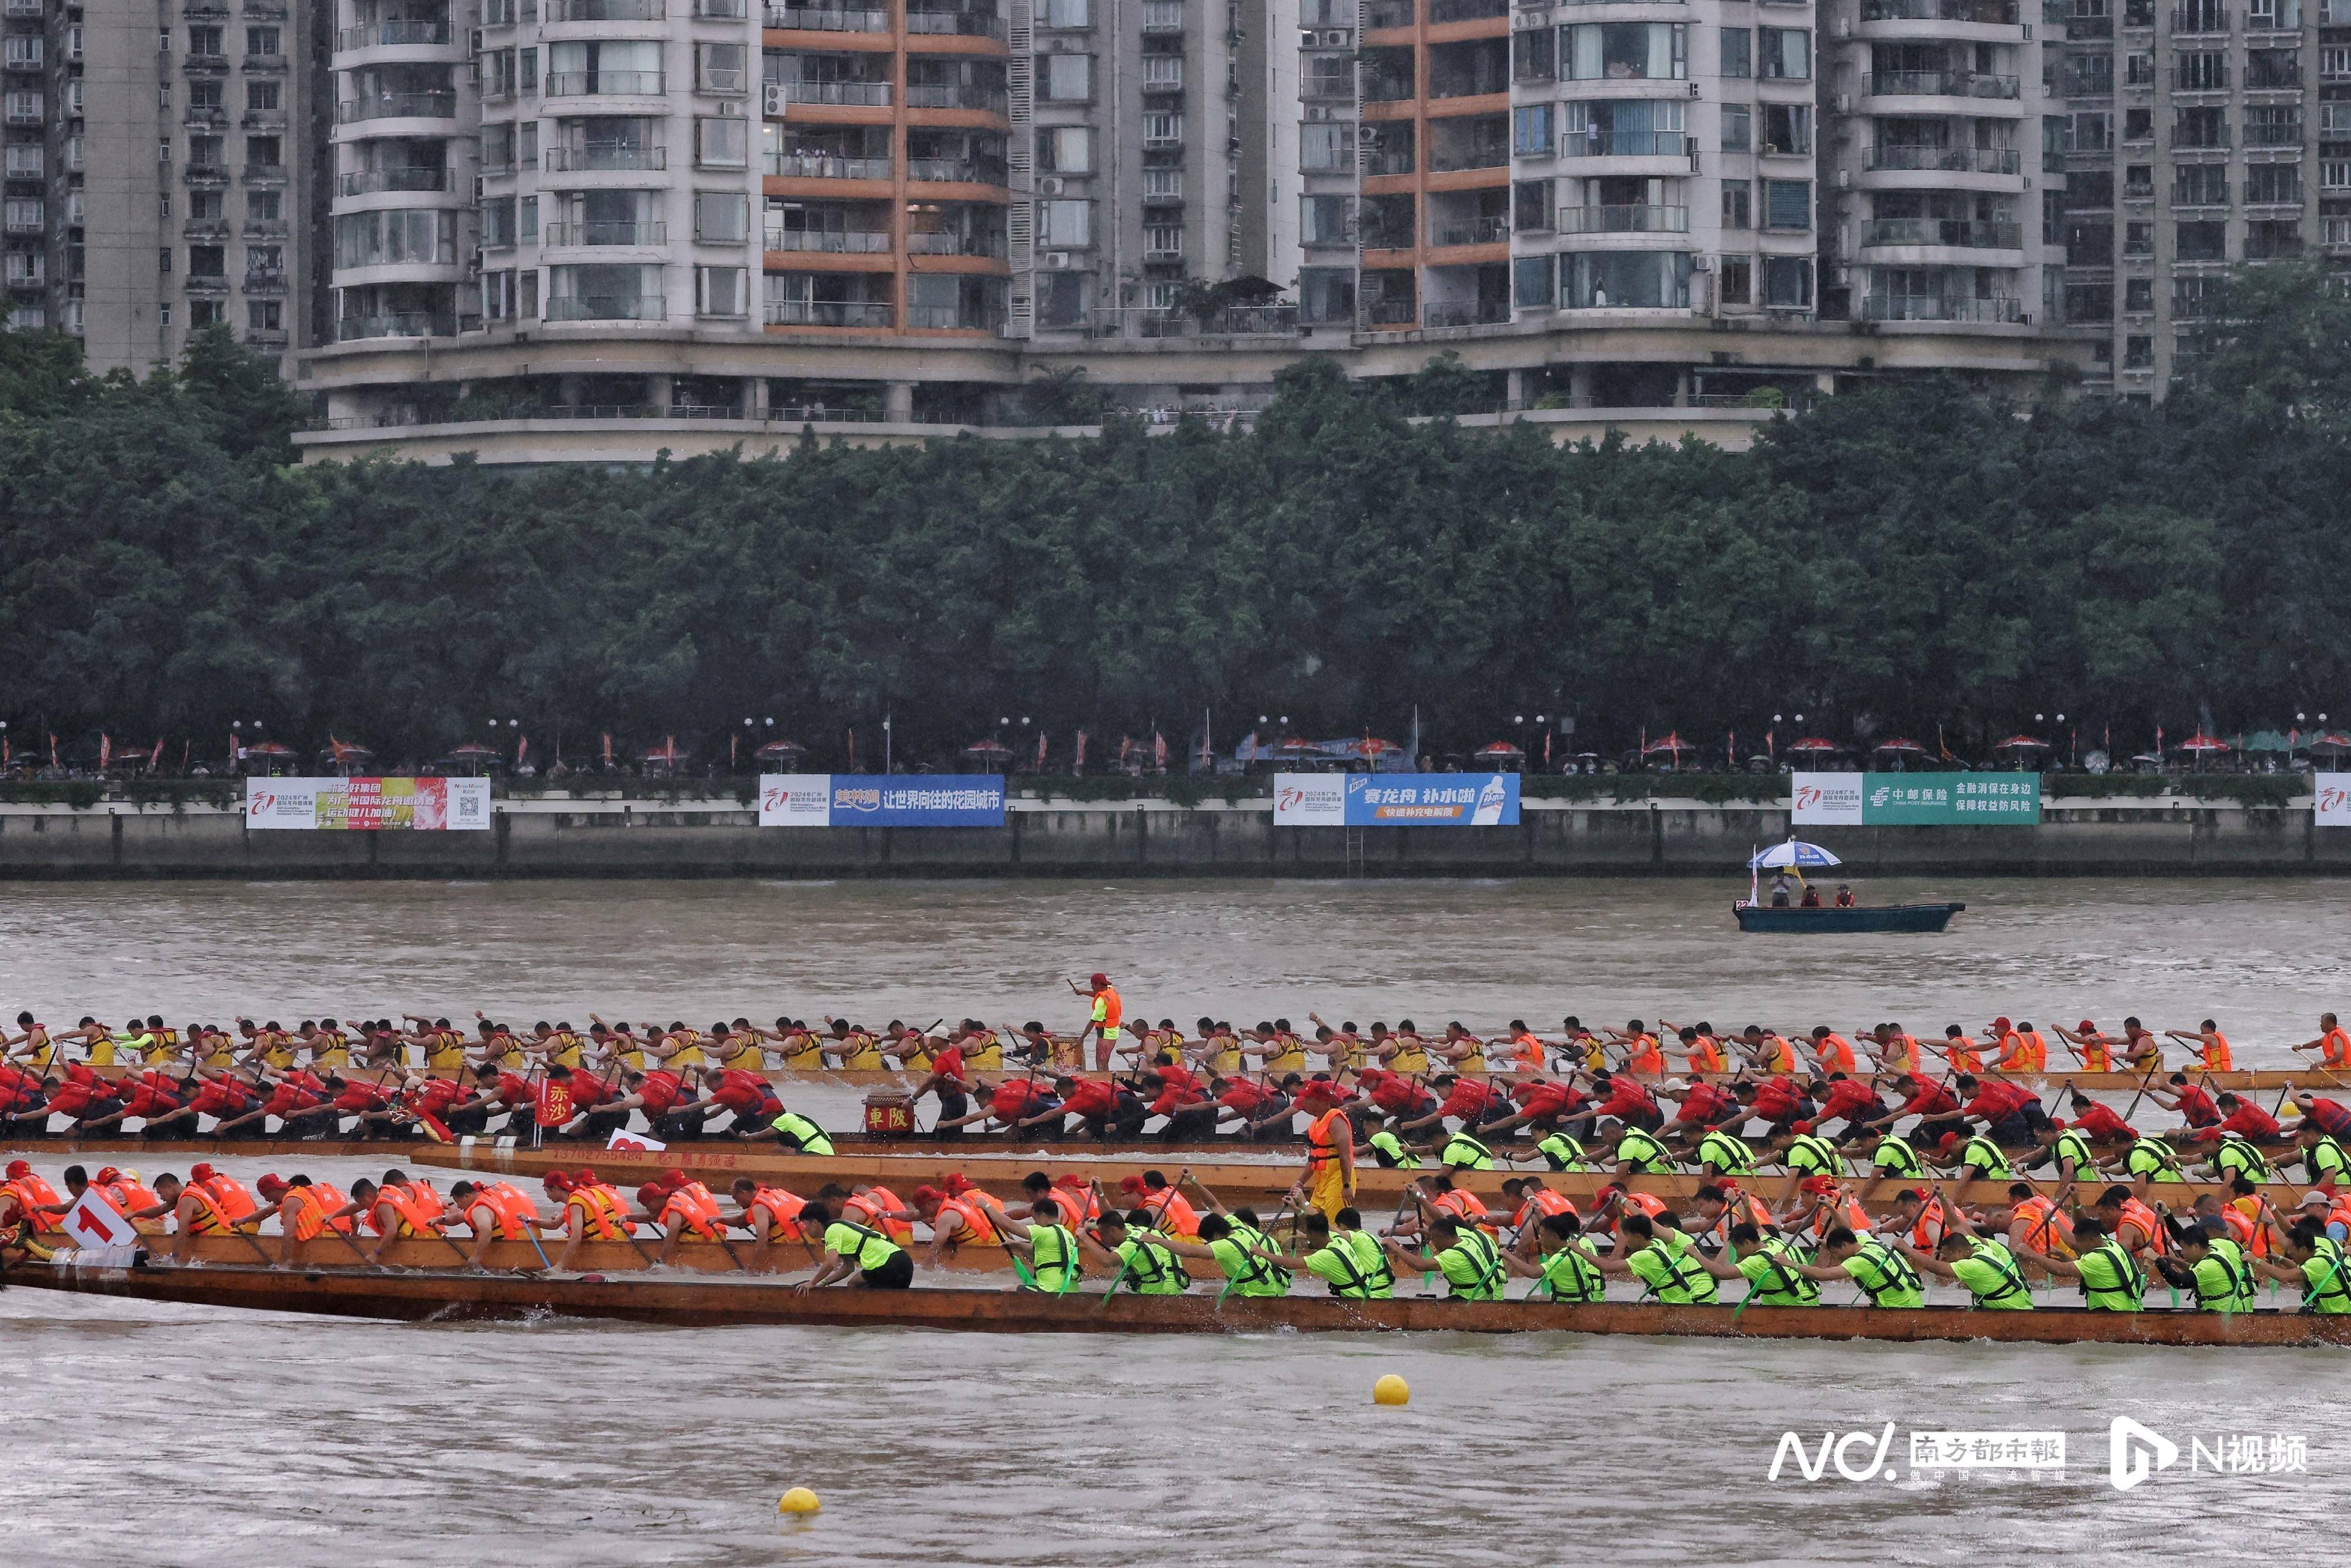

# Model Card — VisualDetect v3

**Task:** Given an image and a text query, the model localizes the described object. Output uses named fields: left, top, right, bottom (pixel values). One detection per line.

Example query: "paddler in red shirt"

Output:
left=1659, top=1077, right=1742, bottom=1136
left=1856, top=1073, right=1965, bottom=1147
left=2143, top=1073, right=2223, bottom=1132
left=933, top=1074, right=1057, bottom=1135
left=1479, top=1073, right=1585, bottom=1138
left=1140, top=1053, right=1215, bottom=1138
left=2191, top=1093, right=2282, bottom=1144
left=1951, top=1073, right=2043, bottom=1143
left=675, top=1066, right=782, bottom=1137
left=1344, top=1066, right=1439, bottom=1124
left=1023, top=1073, right=1121, bottom=1139
left=594, top=1066, right=693, bottom=1138
left=2292, top=1092, right=2351, bottom=1140
left=71, top=1068, right=190, bottom=1135
left=1206, top=1074, right=1294, bottom=1142
left=1809, top=1073, right=1888, bottom=1139
left=1582, top=1071, right=1663, bottom=1134
left=1740, top=1073, right=1813, bottom=1134
left=2062, top=1090, right=2139, bottom=1145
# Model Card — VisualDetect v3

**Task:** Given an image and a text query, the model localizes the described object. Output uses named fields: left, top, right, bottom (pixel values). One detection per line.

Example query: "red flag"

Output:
left=1076, top=731, right=1089, bottom=772
left=149, top=738, right=165, bottom=770
left=99, top=733, right=111, bottom=770
left=50, top=732, right=59, bottom=769
left=517, top=735, right=529, bottom=768
left=1154, top=731, right=1167, bottom=772
left=2156, top=724, right=2164, bottom=756
left=1036, top=730, right=1048, bottom=771
left=1545, top=728, right=1554, bottom=767
left=1724, top=731, right=1733, bottom=766
left=1765, top=729, right=1775, bottom=760
left=602, top=732, right=614, bottom=768
left=848, top=729, right=858, bottom=770
left=730, top=733, right=738, bottom=768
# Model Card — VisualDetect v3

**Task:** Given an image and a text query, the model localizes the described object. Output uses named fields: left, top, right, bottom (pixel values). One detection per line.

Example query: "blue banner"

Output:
left=761, top=773, right=1006, bottom=827
left=1274, top=772, right=1521, bottom=826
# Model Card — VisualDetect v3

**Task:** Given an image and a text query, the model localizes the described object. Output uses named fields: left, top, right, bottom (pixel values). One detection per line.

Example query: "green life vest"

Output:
left=1845, top=1238, right=1925, bottom=1307
left=1961, top=1135, right=2014, bottom=1180
left=1538, top=1239, right=1607, bottom=1302
left=1367, top=1128, right=1421, bottom=1170
left=1740, top=1237, right=1821, bottom=1306
left=2192, top=1236, right=2257, bottom=1313
left=1535, top=1132, right=1588, bottom=1172
left=769, top=1110, right=835, bottom=1155
left=2303, top=1237, right=2351, bottom=1314
left=2215, top=1134, right=2273, bottom=1183
left=2051, top=1130, right=2095, bottom=1174
left=1438, top=1227, right=1507, bottom=1301
left=1111, top=1232, right=1191, bottom=1295
left=1615, top=1127, right=1674, bottom=1174
left=823, top=1219, right=902, bottom=1274
left=1960, top=1237, right=2032, bottom=1308
left=1026, top=1222, right=1081, bottom=1295
left=1784, top=1133, right=1841, bottom=1176
left=1696, top=1130, right=1755, bottom=1175
left=1212, top=1223, right=1293, bottom=1298
left=1320, top=1228, right=1395, bottom=1299
left=2077, top=1238, right=2144, bottom=1311
left=2307, top=1135, right=2350, bottom=1186
left=1439, top=1130, right=1495, bottom=1171
left=1873, top=1135, right=1923, bottom=1177
left=2124, top=1137, right=2185, bottom=1182
left=1633, top=1237, right=1718, bottom=1305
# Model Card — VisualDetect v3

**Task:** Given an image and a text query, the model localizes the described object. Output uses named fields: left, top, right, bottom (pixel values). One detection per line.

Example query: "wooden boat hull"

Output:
left=145, top=1232, right=1005, bottom=1275
left=13, top=1255, right=2350, bottom=1345
left=1734, top=902, right=1965, bottom=934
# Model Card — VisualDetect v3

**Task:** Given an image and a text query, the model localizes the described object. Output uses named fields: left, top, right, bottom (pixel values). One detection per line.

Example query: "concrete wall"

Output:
left=1, top=794, right=2346, bottom=879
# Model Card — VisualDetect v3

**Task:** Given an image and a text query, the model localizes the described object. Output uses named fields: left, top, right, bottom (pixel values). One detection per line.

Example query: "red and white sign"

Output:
left=2317, top=773, right=2351, bottom=828
left=246, top=776, right=491, bottom=830
left=61, top=1188, right=140, bottom=1248
left=607, top=1130, right=668, bottom=1153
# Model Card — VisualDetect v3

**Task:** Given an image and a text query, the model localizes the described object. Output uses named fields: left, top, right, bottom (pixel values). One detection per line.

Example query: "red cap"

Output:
left=1090, top=973, right=1109, bottom=989
left=2051, top=1118, right=2069, bottom=1131
left=5, top=1159, right=28, bottom=1179
left=93, top=1166, right=120, bottom=1184
left=913, top=1185, right=943, bottom=1204
left=1799, top=1175, right=1840, bottom=1197
left=1717, top=1178, right=1741, bottom=1192
left=2078, top=1020, right=2097, bottom=1034
left=542, top=1170, right=574, bottom=1194
left=256, top=1174, right=289, bottom=1200
left=944, top=1172, right=975, bottom=1195
left=189, top=1162, right=216, bottom=1181
left=577, top=1168, right=598, bottom=1186
left=1938, top=1132, right=1960, bottom=1152
left=1118, top=1175, right=1147, bottom=1195
left=1054, top=1172, right=1086, bottom=1188
left=659, top=1170, right=691, bottom=1190
left=635, top=1182, right=666, bottom=1209
left=1992, top=1016, right=2011, bottom=1030
left=1791, top=1120, right=1814, bottom=1134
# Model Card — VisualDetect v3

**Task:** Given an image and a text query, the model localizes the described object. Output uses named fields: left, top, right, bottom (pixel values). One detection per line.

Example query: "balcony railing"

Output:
left=786, top=81, right=893, bottom=105
left=1429, top=214, right=1511, bottom=244
left=1359, top=298, right=1418, bottom=325
left=241, top=109, right=288, bottom=129
left=340, top=166, right=453, bottom=193
left=2245, top=122, right=2302, bottom=146
left=1429, top=0, right=1506, bottom=19
left=242, top=53, right=289, bottom=72
left=765, top=3, right=889, bottom=27
left=905, top=8, right=1006, bottom=35
left=1870, top=70, right=2021, bottom=97
left=1561, top=129, right=1687, bottom=158
left=766, top=227, right=892, bottom=251
left=906, top=306, right=1002, bottom=329
left=4, top=212, right=42, bottom=233
left=1422, top=300, right=1509, bottom=327
left=182, top=106, right=227, bottom=127
left=905, top=230, right=1006, bottom=255
left=183, top=53, right=231, bottom=72
left=1429, top=72, right=1510, bottom=99
left=543, top=220, right=667, bottom=246
left=768, top=152, right=893, bottom=178
left=1364, top=0, right=1414, bottom=25
left=906, top=156, right=1006, bottom=183
left=905, top=84, right=1008, bottom=110
left=765, top=299, right=893, bottom=327
left=545, top=0, right=664, bottom=18
left=544, top=72, right=665, bottom=95
left=243, top=219, right=289, bottom=238
left=336, top=21, right=451, bottom=48
left=340, top=311, right=456, bottom=340
left=1361, top=75, right=1416, bottom=102
left=1429, top=144, right=1509, bottom=172
left=240, top=163, right=289, bottom=184
left=1364, top=148, right=1415, bottom=176
left=1863, top=0, right=2024, bottom=16
left=339, top=93, right=458, bottom=120
left=182, top=163, right=232, bottom=185
left=1860, top=216, right=2024, bottom=247
left=546, top=145, right=667, bottom=171
left=1860, top=293, right=2022, bottom=322
left=2171, top=130, right=2230, bottom=149
left=1869, top=143, right=2022, bottom=173
left=1557, top=202, right=1690, bottom=233
left=1141, top=2, right=1184, bottom=31
left=545, top=294, right=668, bottom=320
left=243, top=268, right=287, bottom=293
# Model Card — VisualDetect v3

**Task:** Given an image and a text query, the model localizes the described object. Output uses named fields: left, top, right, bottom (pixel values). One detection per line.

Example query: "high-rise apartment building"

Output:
left=6, top=0, right=326, bottom=371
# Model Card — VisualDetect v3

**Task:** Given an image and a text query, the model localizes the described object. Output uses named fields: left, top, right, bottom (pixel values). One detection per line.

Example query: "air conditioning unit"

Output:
left=762, top=83, right=788, bottom=116
left=1304, top=103, right=1331, bottom=120
left=1836, top=168, right=1851, bottom=187
left=717, top=99, right=744, bottom=116
left=1834, top=92, right=1851, bottom=112
left=1043, top=250, right=1073, bottom=267
left=1319, top=29, right=1349, bottom=45
left=1037, top=175, right=1064, bottom=194
left=471, top=28, right=485, bottom=54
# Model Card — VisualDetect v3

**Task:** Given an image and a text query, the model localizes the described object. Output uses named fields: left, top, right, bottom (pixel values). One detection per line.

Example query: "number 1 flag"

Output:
left=62, top=1189, right=140, bottom=1248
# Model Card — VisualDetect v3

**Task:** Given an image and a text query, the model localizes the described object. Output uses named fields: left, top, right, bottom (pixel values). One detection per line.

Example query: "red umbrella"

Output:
left=2173, top=733, right=2231, bottom=753
left=1340, top=737, right=1403, bottom=759
left=2306, top=731, right=2351, bottom=756
left=1992, top=735, right=2048, bottom=751
left=1786, top=737, right=1843, bottom=754
left=447, top=742, right=498, bottom=759
left=962, top=739, right=1015, bottom=758
left=755, top=738, right=807, bottom=760
left=1871, top=738, right=1928, bottom=755
left=1272, top=737, right=1323, bottom=758
left=1640, top=732, right=1694, bottom=756
left=1474, top=741, right=1526, bottom=759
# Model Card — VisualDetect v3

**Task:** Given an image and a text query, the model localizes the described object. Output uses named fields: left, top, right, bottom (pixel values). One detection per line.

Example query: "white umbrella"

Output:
left=1750, top=840, right=1843, bottom=870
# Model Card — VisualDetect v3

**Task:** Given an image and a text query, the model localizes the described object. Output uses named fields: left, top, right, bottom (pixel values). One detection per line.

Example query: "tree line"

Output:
left=2, top=263, right=2348, bottom=772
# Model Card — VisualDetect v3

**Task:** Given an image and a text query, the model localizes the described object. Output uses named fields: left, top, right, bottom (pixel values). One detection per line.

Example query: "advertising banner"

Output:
left=245, top=776, right=491, bottom=830
left=1273, top=772, right=1520, bottom=826
left=758, top=774, right=1006, bottom=827
left=1791, top=771, right=2041, bottom=826
left=2316, top=773, right=2351, bottom=827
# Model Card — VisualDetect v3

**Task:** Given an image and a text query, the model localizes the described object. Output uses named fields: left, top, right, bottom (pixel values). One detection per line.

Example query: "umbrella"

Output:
left=1272, top=737, right=1323, bottom=758
left=1641, top=732, right=1695, bottom=756
left=1749, top=839, right=1843, bottom=870
left=2239, top=730, right=2293, bottom=753
left=962, top=739, right=1015, bottom=757
left=2306, top=732, right=2351, bottom=756
left=1992, top=734, right=2048, bottom=752
left=2173, top=733, right=2231, bottom=753
left=246, top=741, right=297, bottom=756
left=1871, top=738, right=1928, bottom=755
left=755, top=738, right=807, bottom=760
left=1473, top=741, right=1526, bottom=760
left=1785, top=737, right=1842, bottom=754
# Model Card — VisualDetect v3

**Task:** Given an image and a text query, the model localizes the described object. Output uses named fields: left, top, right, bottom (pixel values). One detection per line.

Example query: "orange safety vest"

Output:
left=1760, top=1036, right=1795, bottom=1073
left=845, top=1187, right=915, bottom=1245
left=1815, top=1034, right=1858, bottom=1075
left=2010, top=1194, right=2075, bottom=1256
left=1137, top=1188, right=1200, bottom=1237
left=1512, top=1187, right=1579, bottom=1231
left=567, top=1184, right=634, bottom=1240
left=461, top=1192, right=528, bottom=1242
left=661, top=1181, right=726, bottom=1241
left=371, top=1184, right=438, bottom=1239
left=1511, top=1034, right=1545, bottom=1072
left=1305, top=1108, right=1350, bottom=1171
left=287, top=1183, right=353, bottom=1241
left=180, top=1184, right=234, bottom=1235
left=2196, top=1033, right=2233, bottom=1072
left=1686, top=1036, right=1727, bottom=1074
left=2221, top=1202, right=2271, bottom=1260
left=932, top=1193, right=997, bottom=1247
left=746, top=1186, right=808, bottom=1242
left=200, top=1174, right=257, bottom=1224
left=1945, top=1041, right=1982, bottom=1072
left=1092, top=986, right=1123, bottom=1033
left=1625, top=1036, right=1665, bottom=1076
left=2116, top=1198, right=2166, bottom=1257
left=1906, top=1197, right=1950, bottom=1251
left=1798, top=1194, right=1873, bottom=1245
left=2325, top=1028, right=2351, bottom=1069
left=2077, top=1036, right=2111, bottom=1071
left=1880, top=1034, right=1918, bottom=1073
left=8, top=1173, right=62, bottom=1233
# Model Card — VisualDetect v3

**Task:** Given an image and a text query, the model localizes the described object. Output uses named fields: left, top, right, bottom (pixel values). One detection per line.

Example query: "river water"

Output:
left=5, top=876, right=2347, bottom=1564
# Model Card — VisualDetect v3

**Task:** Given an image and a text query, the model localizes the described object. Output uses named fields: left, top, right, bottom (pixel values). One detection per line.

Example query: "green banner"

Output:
left=1865, top=772, right=2040, bottom=825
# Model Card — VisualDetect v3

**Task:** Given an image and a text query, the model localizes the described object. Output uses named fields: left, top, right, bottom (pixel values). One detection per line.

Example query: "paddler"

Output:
left=1071, top=973, right=1124, bottom=1072
left=2248, top=1201, right=2351, bottom=1313
left=1077, top=1208, right=1192, bottom=1295
left=2292, top=1012, right=2351, bottom=1071
left=729, top=1177, right=812, bottom=1272
left=1379, top=1210, right=1505, bottom=1301
left=2165, top=1018, right=2233, bottom=1074
left=1501, top=1211, right=1607, bottom=1302
left=145, top=1171, right=246, bottom=1264
left=1115, top=1171, right=1200, bottom=1237
left=445, top=1178, right=542, bottom=1271
left=2062, top=1091, right=2138, bottom=1147
left=973, top=1192, right=1083, bottom=1294
left=245, top=1173, right=355, bottom=1267
left=2292, top=1090, right=2351, bottom=1141
left=1683, top=1221, right=1820, bottom=1308
left=2018, top=1215, right=2145, bottom=1311
left=2292, top=1117, right=2351, bottom=1187
left=2054, top=1019, right=2116, bottom=1072
left=790, top=1200, right=913, bottom=1291
left=1893, top=1225, right=2034, bottom=1309
left=2162, top=1218, right=2258, bottom=1313
left=1589, top=1212, right=1716, bottom=1305
left=1790, top=1227, right=1927, bottom=1308
left=1250, top=1207, right=1395, bottom=1299
left=534, top=1169, right=634, bottom=1271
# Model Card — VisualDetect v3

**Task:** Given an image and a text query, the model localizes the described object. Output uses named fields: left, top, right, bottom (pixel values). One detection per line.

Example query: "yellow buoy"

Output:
left=1373, top=1373, right=1409, bottom=1407
left=778, top=1487, right=822, bottom=1516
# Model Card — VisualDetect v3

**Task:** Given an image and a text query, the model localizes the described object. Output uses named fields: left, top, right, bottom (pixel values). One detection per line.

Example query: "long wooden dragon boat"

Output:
left=11, top=1254, right=2349, bottom=1346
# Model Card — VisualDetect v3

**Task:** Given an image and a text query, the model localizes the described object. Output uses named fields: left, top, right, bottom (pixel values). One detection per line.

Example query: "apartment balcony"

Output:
left=183, top=53, right=232, bottom=73
left=905, top=156, right=1005, bottom=184
left=243, top=0, right=289, bottom=16
left=1140, top=2, right=1184, bottom=32
left=1558, top=203, right=1690, bottom=233
left=1364, top=0, right=1413, bottom=27
left=240, top=163, right=289, bottom=186
left=906, top=304, right=1002, bottom=329
left=243, top=219, right=289, bottom=239
left=183, top=0, right=230, bottom=14
left=183, top=105, right=228, bottom=128
left=544, top=72, right=666, bottom=96
left=1558, top=130, right=1690, bottom=169
left=767, top=151, right=893, bottom=179
left=5, top=211, right=43, bottom=234
left=1863, top=0, right=2020, bottom=19
left=338, top=92, right=458, bottom=122
left=905, top=230, right=1006, bottom=256
left=241, top=109, right=288, bottom=130
left=1422, top=299, right=1509, bottom=327
left=1429, top=214, right=1511, bottom=244
left=905, top=85, right=1006, bottom=112
left=244, top=328, right=289, bottom=349
left=1866, top=71, right=2024, bottom=113
left=766, top=227, right=891, bottom=252
left=243, top=267, right=287, bottom=294
left=1858, top=216, right=2025, bottom=260
left=545, top=0, right=665, bottom=18
left=1429, top=0, right=1507, bottom=19
left=183, top=162, right=233, bottom=187
left=765, top=4, right=889, bottom=29
left=905, top=7, right=1006, bottom=36
left=545, top=146, right=667, bottom=172
left=340, top=166, right=455, bottom=195
left=2245, top=122, right=2303, bottom=148
left=1860, top=292, right=2022, bottom=322
left=242, top=53, right=290, bottom=73
left=765, top=299, right=893, bottom=327
left=788, top=81, right=893, bottom=106
left=545, top=294, right=668, bottom=320
left=183, top=274, right=232, bottom=296
left=1430, top=143, right=1509, bottom=173
left=543, top=220, right=668, bottom=246
left=1869, top=144, right=2021, bottom=176
left=340, top=311, right=456, bottom=340
left=336, top=21, right=454, bottom=49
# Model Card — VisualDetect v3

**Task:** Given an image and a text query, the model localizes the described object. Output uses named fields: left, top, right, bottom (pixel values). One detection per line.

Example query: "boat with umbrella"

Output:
left=1733, top=839, right=1966, bottom=933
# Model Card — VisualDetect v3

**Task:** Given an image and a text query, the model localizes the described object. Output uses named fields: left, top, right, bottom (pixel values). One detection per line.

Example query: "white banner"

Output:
left=2318, top=773, right=2351, bottom=827
left=607, top=1130, right=667, bottom=1153
left=1271, top=773, right=1347, bottom=826
left=245, top=777, right=491, bottom=830
left=758, top=775, right=833, bottom=827
left=60, top=1189, right=140, bottom=1249
left=1790, top=772, right=1866, bottom=825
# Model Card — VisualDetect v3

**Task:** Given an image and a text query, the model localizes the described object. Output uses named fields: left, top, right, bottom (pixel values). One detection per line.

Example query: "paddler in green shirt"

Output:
left=1593, top=1212, right=1718, bottom=1304
left=792, top=1201, right=914, bottom=1292
left=1687, top=1221, right=1820, bottom=1306
left=1158, top=1212, right=1295, bottom=1298
left=1894, top=1227, right=2035, bottom=1309
left=1793, top=1227, right=1928, bottom=1308
left=973, top=1191, right=1084, bottom=1294
left=1501, top=1211, right=1607, bottom=1302
left=1077, top=1208, right=1191, bottom=1295
left=1380, top=1212, right=1507, bottom=1301
left=2249, top=1202, right=2351, bottom=1314
left=1869, top=1131, right=1927, bottom=1180
left=2166, top=1219, right=2257, bottom=1313
left=1247, top=1208, right=1394, bottom=1299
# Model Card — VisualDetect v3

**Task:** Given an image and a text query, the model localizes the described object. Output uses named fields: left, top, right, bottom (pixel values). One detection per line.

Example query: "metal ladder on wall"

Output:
left=1344, top=826, right=1367, bottom=877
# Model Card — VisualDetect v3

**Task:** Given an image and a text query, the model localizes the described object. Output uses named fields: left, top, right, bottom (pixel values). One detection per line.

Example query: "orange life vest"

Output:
left=2324, top=1028, right=2351, bottom=1070
left=1625, top=1036, right=1665, bottom=1076
left=2115, top=1197, right=2166, bottom=1257
left=200, top=1173, right=257, bottom=1224
left=2196, top=1033, right=2233, bottom=1072
left=932, top=1192, right=997, bottom=1247
left=1511, top=1034, right=1545, bottom=1072
left=371, top=1184, right=438, bottom=1239
left=745, top=1185, right=808, bottom=1242
left=1306, top=1108, right=1350, bottom=1172
left=1512, top=1187, right=1579, bottom=1230
left=2008, top=1194, right=2075, bottom=1257
left=1686, top=1036, right=1727, bottom=1074
left=661, top=1181, right=726, bottom=1241
left=567, top=1184, right=634, bottom=1240
left=6, top=1173, right=62, bottom=1233
left=287, top=1182, right=353, bottom=1241
left=1815, top=1034, right=1858, bottom=1075
left=2221, top=1202, right=2271, bottom=1260
left=845, top=1187, right=915, bottom=1245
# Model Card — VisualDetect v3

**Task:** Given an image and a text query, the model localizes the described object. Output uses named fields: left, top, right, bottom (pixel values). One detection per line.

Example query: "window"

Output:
left=1717, top=255, right=1752, bottom=306
left=246, top=26, right=279, bottom=55
left=1721, top=28, right=1750, bottom=79
left=159, top=246, right=172, bottom=274
left=187, top=26, right=220, bottom=54
left=333, top=210, right=458, bottom=266
left=2246, top=162, right=2300, bottom=204
left=2246, top=48, right=2299, bottom=88
left=1562, top=24, right=1688, bottom=81
left=1763, top=178, right=1810, bottom=230
left=1301, top=193, right=1355, bottom=246
left=2245, top=103, right=2300, bottom=145
left=190, top=135, right=225, bottom=168
left=1143, top=112, right=1181, bottom=146
left=521, top=194, right=538, bottom=242
left=1722, top=105, right=1751, bottom=152
left=1513, top=253, right=1556, bottom=310
left=696, top=265, right=748, bottom=316
left=2323, top=45, right=2350, bottom=75
left=162, top=303, right=177, bottom=326
left=696, top=116, right=748, bottom=167
left=518, top=122, right=538, bottom=165
left=1038, top=0, right=1091, bottom=26
left=2326, top=160, right=2351, bottom=190
left=548, top=39, right=656, bottom=93
left=1513, top=28, right=1555, bottom=83
left=1761, top=256, right=1810, bottom=309
left=2175, top=51, right=2225, bottom=89
left=253, top=193, right=282, bottom=224
left=1143, top=55, right=1182, bottom=89
left=2174, top=0, right=2225, bottom=26
left=696, top=42, right=747, bottom=93
left=695, top=189, right=749, bottom=242
left=2175, top=219, right=2227, bottom=259
left=1514, top=179, right=1552, bottom=233
left=1761, top=103, right=1810, bottom=156
left=2174, top=163, right=2227, bottom=203
left=2125, top=335, right=2152, bottom=369
left=1143, top=223, right=1183, bottom=256
left=521, top=269, right=539, bottom=318
left=2124, top=108, right=2152, bottom=141
left=520, top=46, right=537, bottom=93
left=1042, top=126, right=1096, bottom=173
left=1513, top=104, right=1553, bottom=156
left=483, top=195, right=517, bottom=246
left=1142, top=168, right=1183, bottom=198
left=1564, top=250, right=1691, bottom=308
left=189, top=244, right=225, bottom=276
left=249, top=81, right=279, bottom=112
left=2172, top=106, right=2227, bottom=147
left=1298, top=122, right=1352, bottom=173
left=246, top=135, right=280, bottom=168
left=1722, top=180, right=1751, bottom=227
left=247, top=300, right=281, bottom=331
left=1040, top=53, right=1095, bottom=100
left=1757, top=27, right=1809, bottom=79
left=1039, top=197, right=1093, bottom=245
left=482, top=120, right=515, bottom=172
left=2125, top=277, right=2153, bottom=311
